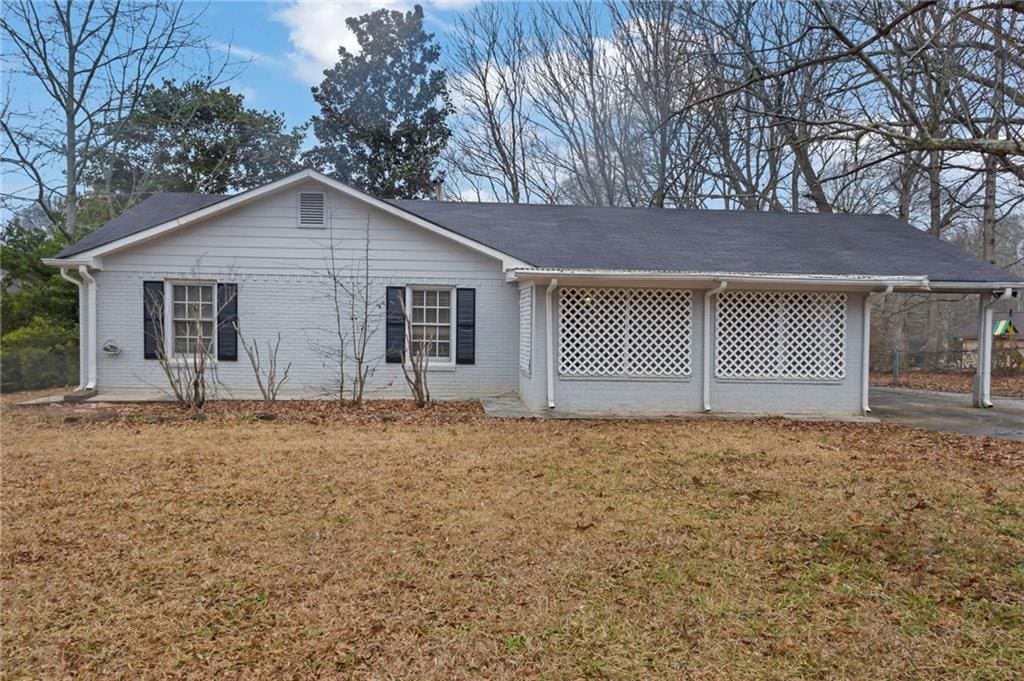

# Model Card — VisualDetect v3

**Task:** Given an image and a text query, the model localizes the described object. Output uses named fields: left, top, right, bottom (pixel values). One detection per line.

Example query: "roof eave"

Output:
left=926, top=281, right=1022, bottom=294
left=43, top=256, right=100, bottom=269
left=506, top=268, right=934, bottom=291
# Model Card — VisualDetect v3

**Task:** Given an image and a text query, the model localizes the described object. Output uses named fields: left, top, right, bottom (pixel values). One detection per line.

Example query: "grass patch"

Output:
left=2, top=396, right=1023, bottom=678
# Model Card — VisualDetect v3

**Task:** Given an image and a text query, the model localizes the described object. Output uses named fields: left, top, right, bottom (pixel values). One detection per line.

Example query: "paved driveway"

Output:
left=870, top=387, right=1024, bottom=442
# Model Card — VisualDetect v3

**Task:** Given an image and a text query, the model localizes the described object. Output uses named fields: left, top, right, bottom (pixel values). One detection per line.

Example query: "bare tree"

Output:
left=308, top=213, right=386, bottom=404
left=447, top=3, right=554, bottom=203
left=1, top=0, right=222, bottom=238
left=341, top=216, right=384, bottom=404
left=145, top=283, right=232, bottom=412
left=309, top=223, right=348, bottom=403
left=531, top=1, right=635, bottom=206
left=397, top=295, right=431, bottom=407
left=236, top=327, right=291, bottom=409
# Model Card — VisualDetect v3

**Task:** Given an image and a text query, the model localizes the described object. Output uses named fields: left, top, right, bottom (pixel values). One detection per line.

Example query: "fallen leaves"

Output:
left=871, top=370, right=1024, bottom=397
left=2, top=396, right=1023, bottom=679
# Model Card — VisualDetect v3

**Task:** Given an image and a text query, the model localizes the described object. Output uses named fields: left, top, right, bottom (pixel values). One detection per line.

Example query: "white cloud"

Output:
left=272, top=0, right=478, bottom=86
left=273, top=1, right=412, bottom=85
left=212, top=41, right=281, bottom=66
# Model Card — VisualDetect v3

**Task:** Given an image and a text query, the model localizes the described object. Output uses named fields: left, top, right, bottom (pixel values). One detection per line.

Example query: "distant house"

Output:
left=44, top=169, right=1021, bottom=416
left=960, top=305, right=1024, bottom=369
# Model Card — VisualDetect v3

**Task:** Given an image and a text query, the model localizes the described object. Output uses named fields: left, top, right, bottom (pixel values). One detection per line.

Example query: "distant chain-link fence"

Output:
left=871, top=347, right=1024, bottom=383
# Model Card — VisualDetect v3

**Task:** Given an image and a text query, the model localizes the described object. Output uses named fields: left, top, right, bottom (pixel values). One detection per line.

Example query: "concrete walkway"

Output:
left=869, top=387, right=1024, bottom=442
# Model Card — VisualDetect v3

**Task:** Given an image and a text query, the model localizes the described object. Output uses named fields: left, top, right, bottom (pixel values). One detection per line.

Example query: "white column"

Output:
left=972, top=292, right=994, bottom=408
left=544, top=278, right=558, bottom=409
left=861, top=286, right=892, bottom=414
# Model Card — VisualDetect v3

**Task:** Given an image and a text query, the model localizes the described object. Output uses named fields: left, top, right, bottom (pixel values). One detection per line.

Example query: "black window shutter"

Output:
left=385, top=286, right=405, bottom=363
left=456, top=288, right=476, bottom=365
left=143, top=281, right=164, bottom=359
left=217, top=283, right=238, bottom=361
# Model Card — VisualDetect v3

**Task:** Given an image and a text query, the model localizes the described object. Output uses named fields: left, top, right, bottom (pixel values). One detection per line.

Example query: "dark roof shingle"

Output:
left=54, top=189, right=1020, bottom=285
left=56, top=192, right=227, bottom=258
left=391, top=200, right=1020, bottom=283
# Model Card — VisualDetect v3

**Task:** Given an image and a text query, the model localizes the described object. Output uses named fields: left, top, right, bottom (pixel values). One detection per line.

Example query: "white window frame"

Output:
left=297, top=191, right=326, bottom=228
left=164, top=280, right=217, bottom=359
left=405, top=285, right=456, bottom=367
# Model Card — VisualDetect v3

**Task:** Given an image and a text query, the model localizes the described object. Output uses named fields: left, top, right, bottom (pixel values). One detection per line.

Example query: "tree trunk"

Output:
left=64, top=18, right=77, bottom=237
left=982, top=154, right=998, bottom=264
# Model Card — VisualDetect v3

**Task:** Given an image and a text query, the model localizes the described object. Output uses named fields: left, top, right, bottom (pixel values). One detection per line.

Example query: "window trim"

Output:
left=405, top=285, right=456, bottom=367
left=297, top=191, right=326, bottom=228
left=164, top=279, right=217, bottom=360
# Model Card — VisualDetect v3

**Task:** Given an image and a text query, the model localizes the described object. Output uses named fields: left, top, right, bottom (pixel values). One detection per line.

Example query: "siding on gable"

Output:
left=100, top=180, right=503, bottom=277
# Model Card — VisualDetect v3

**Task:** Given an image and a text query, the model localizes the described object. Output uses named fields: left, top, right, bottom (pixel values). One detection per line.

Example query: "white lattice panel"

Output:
left=715, top=290, right=846, bottom=380
left=519, top=286, right=533, bottom=373
left=559, top=287, right=691, bottom=377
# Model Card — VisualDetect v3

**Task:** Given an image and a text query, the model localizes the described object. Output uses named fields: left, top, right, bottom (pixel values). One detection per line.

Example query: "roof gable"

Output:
left=51, top=170, right=527, bottom=268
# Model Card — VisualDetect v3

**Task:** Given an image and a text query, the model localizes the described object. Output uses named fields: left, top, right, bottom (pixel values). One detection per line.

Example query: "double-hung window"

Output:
left=171, top=283, right=216, bottom=355
left=408, top=287, right=453, bottom=362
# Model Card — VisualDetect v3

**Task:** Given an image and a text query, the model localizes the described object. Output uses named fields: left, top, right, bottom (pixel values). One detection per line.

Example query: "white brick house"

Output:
left=46, top=169, right=1021, bottom=416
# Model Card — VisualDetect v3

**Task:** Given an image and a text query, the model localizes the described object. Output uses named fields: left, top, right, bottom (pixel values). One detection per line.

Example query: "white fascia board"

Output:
left=927, top=281, right=1021, bottom=293
left=507, top=268, right=931, bottom=290
left=43, top=256, right=102, bottom=269
left=47, top=169, right=529, bottom=270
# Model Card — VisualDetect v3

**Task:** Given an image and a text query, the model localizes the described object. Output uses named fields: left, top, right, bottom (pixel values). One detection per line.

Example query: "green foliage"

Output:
left=85, top=80, right=304, bottom=210
left=1, top=217, right=81, bottom=333
left=1, top=316, right=79, bottom=391
left=307, top=5, right=452, bottom=199
left=503, top=634, right=527, bottom=654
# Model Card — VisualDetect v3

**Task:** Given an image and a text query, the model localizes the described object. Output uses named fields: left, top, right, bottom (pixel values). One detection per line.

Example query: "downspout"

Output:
left=861, top=285, right=893, bottom=414
left=702, top=281, right=727, bottom=412
left=78, top=266, right=98, bottom=390
left=979, top=287, right=1014, bottom=408
left=545, top=278, right=558, bottom=409
left=60, top=268, right=87, bottom=390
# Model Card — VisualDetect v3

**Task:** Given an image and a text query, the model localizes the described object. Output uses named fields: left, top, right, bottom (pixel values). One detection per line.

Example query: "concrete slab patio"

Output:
left=869, top=387, right=1024, bottom=442
left=483, top=389, right=1024, bottom=442
left=479, top=395, right=877, bottom=424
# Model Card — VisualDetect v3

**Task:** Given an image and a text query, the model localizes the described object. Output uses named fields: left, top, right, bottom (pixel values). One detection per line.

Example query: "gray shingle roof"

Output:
left=55, top=188, right=1020, bottom=285
left=56, top=192, right=227, bottom=258
left=390, top=201, right=1020, bottom=283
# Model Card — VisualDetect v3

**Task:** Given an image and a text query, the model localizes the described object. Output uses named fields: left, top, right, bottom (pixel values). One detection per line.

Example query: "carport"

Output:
left=870, top=284, right=1020, bottom=410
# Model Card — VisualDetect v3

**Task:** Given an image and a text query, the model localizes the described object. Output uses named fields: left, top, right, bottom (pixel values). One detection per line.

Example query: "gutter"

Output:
left=78, top=266, right=98, bottom=390
left=545, top=278, right=558, bottom=409
left=978, top=287, right=1015, bottom=408
left=59, top=268, right=87, bottom=391
left=861, top=285, right=893, bottom=414
left=702, top=281, right=728, bottom=412
left=508, top=269, right=930, bottom=290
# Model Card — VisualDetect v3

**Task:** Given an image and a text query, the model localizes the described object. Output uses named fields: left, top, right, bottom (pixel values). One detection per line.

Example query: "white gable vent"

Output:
left=298, top=192, right=325, bottom=227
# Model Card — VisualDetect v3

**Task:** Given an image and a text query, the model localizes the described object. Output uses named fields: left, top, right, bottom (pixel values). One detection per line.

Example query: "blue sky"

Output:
left=199, top=1, right=476, bottom=135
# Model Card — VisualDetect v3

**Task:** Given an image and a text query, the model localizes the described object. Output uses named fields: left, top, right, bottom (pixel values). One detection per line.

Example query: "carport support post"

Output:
left=973, top=292, right=994, bottom=408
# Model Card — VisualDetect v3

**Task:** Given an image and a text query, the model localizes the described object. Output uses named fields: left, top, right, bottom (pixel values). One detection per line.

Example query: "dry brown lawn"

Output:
left=3, top=395, right=1024, bottom=679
